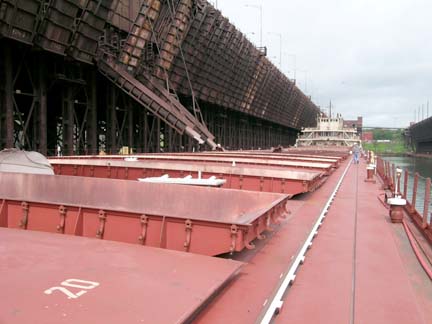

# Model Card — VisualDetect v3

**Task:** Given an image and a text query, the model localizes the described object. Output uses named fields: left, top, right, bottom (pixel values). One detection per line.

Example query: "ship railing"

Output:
left=376, top=156, right=432, bottom=243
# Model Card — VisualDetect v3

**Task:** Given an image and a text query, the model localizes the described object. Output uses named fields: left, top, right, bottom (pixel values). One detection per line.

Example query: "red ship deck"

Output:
left=0, top=228, right=242, bottom=324
left=52, top=154, right=335, bottom=173
left=194, top=157, right=432, bottom=324
left=274, top=161, right=432, bottom=324
left=1, top=151, right=431, bottom=324
left=50, top=158, right=326, bottom=196
left=0, top=172, right=289, bottom=256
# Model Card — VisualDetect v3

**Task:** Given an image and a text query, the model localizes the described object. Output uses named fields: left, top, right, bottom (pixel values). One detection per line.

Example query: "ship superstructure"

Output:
left=296, top=115, right=361, bottom=147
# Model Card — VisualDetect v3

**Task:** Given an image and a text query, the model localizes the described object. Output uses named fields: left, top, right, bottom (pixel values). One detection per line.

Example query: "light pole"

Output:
left=298, top=69, right=308, bottom=93
left=245, top=4, right=262, bottom=48
left=285, top=53, right=297, bottom=80
left=268, top=32, right=282, bottom=69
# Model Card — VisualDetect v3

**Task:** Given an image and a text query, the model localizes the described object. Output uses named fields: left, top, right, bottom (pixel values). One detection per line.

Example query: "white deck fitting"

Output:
left=138, top=174, right=226, bottom=187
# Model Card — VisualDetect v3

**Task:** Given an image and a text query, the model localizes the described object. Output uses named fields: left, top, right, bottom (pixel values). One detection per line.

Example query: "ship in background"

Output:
left=296, top=114, right=361, bottom=147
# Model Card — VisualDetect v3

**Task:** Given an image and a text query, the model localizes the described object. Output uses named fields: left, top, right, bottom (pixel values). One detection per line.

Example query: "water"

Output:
left=383, top=155, right=432, bottom=221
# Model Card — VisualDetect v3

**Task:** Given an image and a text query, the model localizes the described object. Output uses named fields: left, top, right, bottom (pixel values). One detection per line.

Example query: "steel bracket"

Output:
left=230, top=224, right=239, bottom=254
left=96, top=210, right=107, bottom=239
left=183, top=219, right=193, bottom=251
left=138, top=214, right=149, bottom=244
left=20, top=202, right=29, bottom=229
left=243, top=229, right=255, bottom=250
left=271, top=208, right=282, bottom=224
left=266, top=211, right=274, bottom=231
left=57, top=205, right=67, bottom=233
left=255, top=221, right=266, bottom=240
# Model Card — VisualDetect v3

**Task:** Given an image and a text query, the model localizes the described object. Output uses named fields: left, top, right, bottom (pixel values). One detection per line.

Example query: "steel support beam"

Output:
left=156, top=118, right=161, bottom=152
left=38, top=56, right=47, bottom=155
left=87, top=70, right=98, bottom=154
left=62, top=86, right=75, bottom=155
left=126, top=101, right=133, bottom=152
left=4, top=45, right=14, bottom=148
left=143, top=111, right=149, bottom=152
left=108, top=87, right=117, bottom=154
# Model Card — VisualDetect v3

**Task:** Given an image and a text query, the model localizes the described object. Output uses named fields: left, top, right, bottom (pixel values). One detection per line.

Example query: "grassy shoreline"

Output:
left=363, top=141, right=407, bottom=154
left=362, top=129, right=408, bottom=154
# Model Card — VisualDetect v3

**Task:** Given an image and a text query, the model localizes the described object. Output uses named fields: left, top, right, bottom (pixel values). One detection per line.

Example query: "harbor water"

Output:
left=383, top=155, right=432, bottom=221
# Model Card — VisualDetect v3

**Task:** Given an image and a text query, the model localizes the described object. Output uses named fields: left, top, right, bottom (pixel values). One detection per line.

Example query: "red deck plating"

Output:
left=0, top=228, right=242, bottom=324
left=0, top=172, right=289, bottom=256
left=52, top=154, right=335, bottom=172
left=1, top=149, right=431, bottom=324
left=50, top=158, right=326, bottom=195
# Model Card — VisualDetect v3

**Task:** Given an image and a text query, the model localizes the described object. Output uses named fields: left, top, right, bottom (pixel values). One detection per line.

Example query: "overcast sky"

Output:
left=212, top=0, right=431, bottom=127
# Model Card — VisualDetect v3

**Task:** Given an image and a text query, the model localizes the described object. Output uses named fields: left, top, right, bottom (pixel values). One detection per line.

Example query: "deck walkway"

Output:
left=194, top=156, right=432, bottom=324
left=277, top=159, right=432, bottom=323
left=194, top=155, right=349, bottom=323
left=1, top=152, right=431, bottom=323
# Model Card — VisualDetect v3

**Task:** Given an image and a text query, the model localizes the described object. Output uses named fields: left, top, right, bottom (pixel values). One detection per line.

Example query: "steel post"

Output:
left=108, top=86, right=117, bottom=154
left=38, top=56, right=47, bottom=155
left=403, top=170, right=409, bottom=198
left=411, top=173, right=419, bottom=214
left=397, top=169, right=401, bottom=195
left=136, top=110, right=143, bottom=153
left=128, top=102, right=133, bottom=153
left=156, top=118, right=161, bottom=152
left=62, top=86, right=75, bottom=156
left=143, top=111, right=148, bottom=152
left=87, top=70, right=98, bottom=154
left=423, top=178, right=431, bottom=228
left=186, top=133, right=192, bottom=152
left=4, top=45, right=14, bottom=148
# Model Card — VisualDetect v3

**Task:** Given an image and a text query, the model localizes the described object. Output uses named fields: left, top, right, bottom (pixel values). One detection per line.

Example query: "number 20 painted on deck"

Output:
left=44, top=279, right=100, bottom=299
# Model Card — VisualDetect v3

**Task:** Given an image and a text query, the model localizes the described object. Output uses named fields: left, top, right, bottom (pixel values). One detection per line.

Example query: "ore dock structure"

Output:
left=0, top=1, right=431, bottom=324
left=0, top=0, right=319, bottom=155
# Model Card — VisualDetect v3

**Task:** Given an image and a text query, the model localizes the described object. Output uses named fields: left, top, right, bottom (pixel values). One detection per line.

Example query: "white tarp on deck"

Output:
left=0, top=149, right=54, bottom=175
